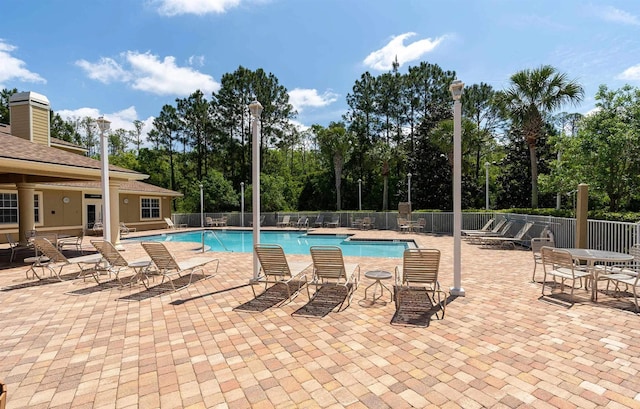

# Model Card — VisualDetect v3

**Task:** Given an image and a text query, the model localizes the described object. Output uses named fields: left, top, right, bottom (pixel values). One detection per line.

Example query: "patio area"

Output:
left=1, top=228, right=640, bottom=408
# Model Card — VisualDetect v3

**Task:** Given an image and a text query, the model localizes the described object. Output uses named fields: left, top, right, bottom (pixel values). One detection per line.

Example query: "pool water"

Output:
left=131, top=230, right=408, bottom=258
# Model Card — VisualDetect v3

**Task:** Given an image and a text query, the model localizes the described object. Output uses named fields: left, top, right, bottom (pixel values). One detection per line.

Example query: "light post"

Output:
left=249, top=100, right=263, bottom=281
left=199, top=183, right=204, bottom=228
left=485, top=162, right=490, bottom=210
left=407, top=173, right=412, bottom=206
left=97, top=116, right=111, bottom=243
left=358, top=179, right=362, bottom=211
left=449, top=79, right=465, bottom=297
left=240, top=182, right=245, bottom=227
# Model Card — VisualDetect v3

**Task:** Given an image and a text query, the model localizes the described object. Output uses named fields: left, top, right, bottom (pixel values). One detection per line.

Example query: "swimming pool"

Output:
left=130, top=230, right=409, bottom=258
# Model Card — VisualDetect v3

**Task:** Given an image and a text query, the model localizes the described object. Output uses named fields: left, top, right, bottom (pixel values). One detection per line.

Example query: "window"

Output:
left=141, top=197, right=160, bottom=219
left=0, top=192, right=41, bottom=224
left=34, top=193, right=40, bottom=223
left=0, top=193, right=18, bottom=224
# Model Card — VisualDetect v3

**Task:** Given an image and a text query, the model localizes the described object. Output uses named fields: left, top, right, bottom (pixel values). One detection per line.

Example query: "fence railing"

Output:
left=172, top=211, right=640, bottom=254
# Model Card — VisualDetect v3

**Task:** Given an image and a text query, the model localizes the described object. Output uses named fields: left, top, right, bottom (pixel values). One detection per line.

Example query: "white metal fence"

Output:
left=173, top=211, right=640, bottom=253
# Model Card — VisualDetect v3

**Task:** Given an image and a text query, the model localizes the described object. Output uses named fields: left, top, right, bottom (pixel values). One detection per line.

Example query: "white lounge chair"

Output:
left=141, top=242, right=218, bottom=292
left=309, top=245, right=360, bottom=310
left=395, top=248, right=446, bottom=318
left=30, top=237, right=102, bottom=282
left=253, top=244, right=311, bottom=303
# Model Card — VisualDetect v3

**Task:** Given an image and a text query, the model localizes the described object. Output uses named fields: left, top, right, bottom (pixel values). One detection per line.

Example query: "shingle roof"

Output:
left=0, top=131, right=140, bottom=175
left=43, top=180, right=183, bottom=196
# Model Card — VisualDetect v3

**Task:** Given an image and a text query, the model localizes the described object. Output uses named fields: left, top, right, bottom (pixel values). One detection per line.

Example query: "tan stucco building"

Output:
left=0, top=91, right=181, bottom=245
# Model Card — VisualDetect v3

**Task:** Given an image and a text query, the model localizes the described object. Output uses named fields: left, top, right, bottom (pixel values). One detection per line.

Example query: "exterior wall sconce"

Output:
left=62, top=197, right=70, bottom=204
left=123, top=198, right=129, bottom=204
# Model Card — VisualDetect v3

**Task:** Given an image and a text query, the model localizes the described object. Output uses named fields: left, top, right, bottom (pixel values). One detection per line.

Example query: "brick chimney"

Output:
left=8, top=91, right=51, bottom=146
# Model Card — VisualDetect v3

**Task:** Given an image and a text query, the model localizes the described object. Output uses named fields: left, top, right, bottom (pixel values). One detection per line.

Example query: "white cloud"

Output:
left=75, top=57, right=131, bottom=83
left=363, top=32, right=447, bottom=71
left=57, top=106, right=156, bottom=148
left=598, top=5, right=640, bottom=26
left=154, top=0, right=241, bottom=16
left=0, top=39, right=46, bottom=87
left=76, top=51, right=220, bottom=96
left=288, top=88, right=339, bottom=113
left=616, top=64, right=640, bottom=81
left=188, top=55, right=206, bottom=67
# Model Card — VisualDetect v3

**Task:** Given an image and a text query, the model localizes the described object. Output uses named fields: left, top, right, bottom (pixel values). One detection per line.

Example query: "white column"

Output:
left=249, top=101, right=263, bottom=281
left=450, top=80, right=465, bottom=297
left=485, top=162, right=490, bottom=210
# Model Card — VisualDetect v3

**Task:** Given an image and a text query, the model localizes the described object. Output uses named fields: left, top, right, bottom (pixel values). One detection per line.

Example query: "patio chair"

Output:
left=309, top=245, right=360, bottom=309
left=205, top=216, right=215, bottom=227
left=91, top=240, right=151, bottom=285
left=479, top=221, right=534, bottom=248
left=6, top=233, right=31, bottom=263
left=313, top=215, right=325, bottom=227
left=277, top=215, right=291, bottom=227
left=119, top=222, right=136, bottom=235
left=253, top=244, right=311, bottom=303
left=141, top=242, right=219, bottom=292
left=164, top=217, right=187, bottom=229
left=601, top=263, right=640, bottom=312
left=461, top=218, right=495, bottom=235
left=362, top=216, right=375, bottom=230
left=57, top=231, right=84, bottom=253
left=351, top=217, right=363, bottom=229
left=92, top=222, right=103, bottom=236
left=411, top=218, right=426, bottom=233
left=395, top=248, right=446, bottom=318
left=531, top=236, right=555, bottom=282
left=397, top=217, right=410, bottom=233
left=30, top=237, right=102, bottom=282
left=540, top=247, right=591, bottom=300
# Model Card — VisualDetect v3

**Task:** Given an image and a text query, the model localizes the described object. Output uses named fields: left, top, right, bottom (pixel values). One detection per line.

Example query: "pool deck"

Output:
left=1, top=227, right=640, bottom=408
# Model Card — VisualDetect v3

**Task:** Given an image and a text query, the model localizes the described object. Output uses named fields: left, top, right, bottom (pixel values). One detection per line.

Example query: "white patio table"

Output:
left=563, top=248, right=634, bottom=301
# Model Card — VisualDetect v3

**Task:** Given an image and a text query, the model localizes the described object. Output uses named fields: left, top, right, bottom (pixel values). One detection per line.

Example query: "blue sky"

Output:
left=2, top=0, right=640, bottom=139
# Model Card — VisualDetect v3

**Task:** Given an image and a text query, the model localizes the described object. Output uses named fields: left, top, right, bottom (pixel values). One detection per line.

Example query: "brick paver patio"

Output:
left=1, top=228, right=640, bottom=408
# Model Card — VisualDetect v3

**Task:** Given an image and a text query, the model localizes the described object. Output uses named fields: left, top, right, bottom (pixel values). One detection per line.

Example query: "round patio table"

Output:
left=563, top=248, right=634, bottom=301
left=364, top=270, right=393, bottom=304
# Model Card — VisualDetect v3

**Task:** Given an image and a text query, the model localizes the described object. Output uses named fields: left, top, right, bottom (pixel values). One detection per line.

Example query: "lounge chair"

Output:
left=531, top=236, right=555, bottom=282
left=313, top=215, right=325, bottom=227
left=277, top=215, right=291, bottom=227
left=57, top=231, right=84, bottom=253
left=205, top=217, right=215, bottom=227
left=326, top=216, right=340, bottom=228
left=461, top=218, right=495, bottom=235
left=165, top=217, right=187, bottom=229
left=295, top=216, right=309, bottom=229
left=464, top=220, right=514, bottom=244
left=309, top=245, right=360, bottom=309
left=395, top=248, right=446, bottom=318
left=29, top=237, right=102, bottom=282
left=462, top=219, right=506, bottom=237
left=479, top=221, right=534, bottom=248
left=141, top=242, right=219, bottom=291
left=119, top=222, right=136, bottom=235
left=540, top=247, right=591, bottom=300
left=253, top=244, right=311, bottom=303
left=249, top=215, right=265, bottom=227
left=6, top=233, right=31, bottom=263
left=91, top=240, right=151, bottom=285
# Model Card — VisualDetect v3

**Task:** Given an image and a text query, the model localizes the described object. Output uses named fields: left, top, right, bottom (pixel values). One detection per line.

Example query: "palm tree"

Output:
left=499, top=65, right=584, bottom=208
left=313, top=122, right=354, bottom=211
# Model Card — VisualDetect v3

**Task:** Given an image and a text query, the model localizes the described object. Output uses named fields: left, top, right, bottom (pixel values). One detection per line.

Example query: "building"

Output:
left=0, top=91, right=182, bottom=245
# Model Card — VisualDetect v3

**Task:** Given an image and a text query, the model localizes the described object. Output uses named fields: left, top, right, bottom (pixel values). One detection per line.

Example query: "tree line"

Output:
left=3, top=62, right=640, bottom=214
